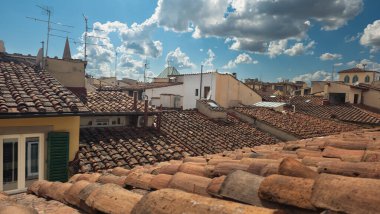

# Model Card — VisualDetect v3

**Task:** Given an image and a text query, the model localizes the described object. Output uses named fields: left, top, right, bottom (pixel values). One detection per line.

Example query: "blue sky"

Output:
left=1, top=0, right=380, bottom=83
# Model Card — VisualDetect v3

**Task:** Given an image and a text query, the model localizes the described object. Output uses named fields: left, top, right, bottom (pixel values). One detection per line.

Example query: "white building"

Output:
left=145, top=71, right=262, bottom=109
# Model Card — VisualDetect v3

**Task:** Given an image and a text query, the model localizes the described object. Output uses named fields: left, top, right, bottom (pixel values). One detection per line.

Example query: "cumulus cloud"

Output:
left=267, top=40, right=315, bottom=58
left=202, top=49, right=216, bottom=68
left=166, top=47, right=196, bottom=69
left=73, top=18, right=162, bottom=80
left=154, top=0, right=363, bottom=54
left=356, top=59, right=380, bottom=71
left=320, top=53, right=342, bottom=61
left=291, top=70, right=336, bottom=83
left=360, top=20, right=380, bottom=53
left=334, top=62, right=343, bottom=67
left=222, top=53, right=258, bottom=69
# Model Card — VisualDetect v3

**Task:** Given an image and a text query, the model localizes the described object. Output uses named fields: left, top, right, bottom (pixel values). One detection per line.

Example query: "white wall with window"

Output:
left=0, top=133, right=44, bottom=193
left=80, top=116, right=127, bottom=127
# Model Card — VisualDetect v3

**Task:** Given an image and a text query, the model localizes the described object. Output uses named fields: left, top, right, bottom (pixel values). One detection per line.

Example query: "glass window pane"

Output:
left=3, top=138, right=18, bottom=191
left=26, top=137, right=39, bottom=180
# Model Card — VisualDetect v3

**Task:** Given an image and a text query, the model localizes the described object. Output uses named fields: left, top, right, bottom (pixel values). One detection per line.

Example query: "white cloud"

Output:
left=360, top=20, right=380, bottom=53
left=344, top=32, right=362, bottom=43
left=356, top=59, right=380, bottom=71
left=291, top=70, right=336, bottom=83
left=334, top=62, right=343, bottom=67
left=166, top=47, right=196, bottom=69
left=347, top=60, right=357, bottom=67
left=202, top=49, right=216, bottom=68
left=154, top=0, right=363, bottom=54
left=222, top=53, right=258, bottom=69
left=320, top=53, right=342, bottom=61
left=267, top=40, right=315, bottom=58
left=73, top=18, right=162, bottom=79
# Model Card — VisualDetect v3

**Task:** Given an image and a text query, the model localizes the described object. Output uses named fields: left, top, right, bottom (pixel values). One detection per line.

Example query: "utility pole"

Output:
left=200, top=65, right=203, bottom=99
left=331, top=64, right=335, bottom=82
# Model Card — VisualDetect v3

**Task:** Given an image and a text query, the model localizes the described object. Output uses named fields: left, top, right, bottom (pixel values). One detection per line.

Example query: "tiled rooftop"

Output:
left=197, top=99, right=225, bottom=112
left=233, top=106, right=360, bottom=138
left=84, top=91, right=154, bottom=113
left=0, top=56, right=88, bottom=115
left=14, top=128, right=380, bottom=214
left=290, top=96, right=380, bottom=125
left=76, top=110, right=279, bottom=173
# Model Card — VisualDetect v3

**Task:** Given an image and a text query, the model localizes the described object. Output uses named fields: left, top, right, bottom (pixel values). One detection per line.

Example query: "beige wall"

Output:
left=0, top=116, right=80, bottom=161
left=46, top=58, right=85, bottom=88
left=362, top=89, right=380, bottom=110
left=311, top=81, right=325, bottom=94
left=325, top=83, right=362, bottom=104
left=215, top=74, right=261, bottom=107
left=339, top=71, right=380, bottom=84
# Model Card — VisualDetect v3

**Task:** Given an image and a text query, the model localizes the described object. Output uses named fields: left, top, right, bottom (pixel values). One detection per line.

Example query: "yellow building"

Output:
left=338, top=67, right=380, bottom=84
left=0, top=53, right=89, bottom=193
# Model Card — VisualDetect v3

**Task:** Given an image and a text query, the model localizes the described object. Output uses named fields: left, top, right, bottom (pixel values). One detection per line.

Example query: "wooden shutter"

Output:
left=47, top=132, right=69, bottom=182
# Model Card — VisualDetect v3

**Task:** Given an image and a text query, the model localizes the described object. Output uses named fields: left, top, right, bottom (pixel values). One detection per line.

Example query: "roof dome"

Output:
left=157, top=66, right=180, bottom=78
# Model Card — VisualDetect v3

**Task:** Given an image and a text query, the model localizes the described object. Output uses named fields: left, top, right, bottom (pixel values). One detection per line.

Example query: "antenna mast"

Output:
left=115, top=51, right=118, bottom=78
left=83, top=14, right=88, bottom=61
left=144, top=58, right=150, bottom=84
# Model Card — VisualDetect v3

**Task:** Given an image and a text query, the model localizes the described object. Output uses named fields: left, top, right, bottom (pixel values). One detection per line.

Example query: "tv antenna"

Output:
left=27, top=5, right=74, bottom=57
left=82, top=14, right=107, bottom=62
left=362, top=63, right=367, bottom=71
left=144, top=58, right=150, bottom=84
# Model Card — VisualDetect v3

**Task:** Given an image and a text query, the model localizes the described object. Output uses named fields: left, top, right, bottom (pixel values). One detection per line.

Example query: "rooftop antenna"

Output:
left=115, top=51, right=118, bottom=78
left=331, top=64, right=335, bottom=82
left=27, top=5, right=74, bottom=57
left=144, top=58, right=150, bottom=84
left=82, top=14, right=107, bottom=62
left=362, top=63, right=367, bottom=71
left=200, top=65, right=203, bottom=99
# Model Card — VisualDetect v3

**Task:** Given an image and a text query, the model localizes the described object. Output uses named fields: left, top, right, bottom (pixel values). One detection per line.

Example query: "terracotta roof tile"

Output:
left=21, top=128, right=380, bottom=214
left=233, top=106, right=359, bottom=138
left=0, top=57, right=88, bottom=115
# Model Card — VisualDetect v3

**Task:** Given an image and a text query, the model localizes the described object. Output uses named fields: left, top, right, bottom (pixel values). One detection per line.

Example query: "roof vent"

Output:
left=0, top=40, right=5, bottom=53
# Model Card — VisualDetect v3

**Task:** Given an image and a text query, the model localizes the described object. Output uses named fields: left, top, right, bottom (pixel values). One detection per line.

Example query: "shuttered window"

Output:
left=47, top=132, right=69, bottom=182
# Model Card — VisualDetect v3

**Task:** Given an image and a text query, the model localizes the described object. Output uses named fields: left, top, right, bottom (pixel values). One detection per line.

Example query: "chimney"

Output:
left=133, top=91, right=138, bottom=111
left=0, top=40, right=5, bottom=53
left=62, top=37, right=72, bottom=60
left=232, top=72, right=237, bottom=79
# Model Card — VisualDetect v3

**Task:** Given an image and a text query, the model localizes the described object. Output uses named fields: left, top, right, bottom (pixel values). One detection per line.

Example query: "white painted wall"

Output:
left=145, top=84, right=184, bottom=108
left=182, top=73, right=216, bottom=109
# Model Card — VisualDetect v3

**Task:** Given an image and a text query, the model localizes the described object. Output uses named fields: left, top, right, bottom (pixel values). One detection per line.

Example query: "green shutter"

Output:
left=47, top=132, right=69, bottom=182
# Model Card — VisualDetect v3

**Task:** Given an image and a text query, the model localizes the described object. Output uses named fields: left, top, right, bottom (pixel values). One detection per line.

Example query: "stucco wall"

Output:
left=215, top=74, right=261, bottom=107
left=45, top=58, right=85, bottom=88
left=311, top=81, right=325, bottom=94
left=325, top=83, right=362, bottom=104
left=145, top=84, right=184, bottom=108
left=338, top=71, right=380, bottom=84
left=362, top=89, right=380, bottom=110
left=0, top=116, right=80, bottom=161
left=182, top=73, right=216, bottom=109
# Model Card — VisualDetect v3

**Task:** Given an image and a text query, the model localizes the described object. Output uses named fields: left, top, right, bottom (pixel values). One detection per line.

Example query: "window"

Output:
left=26, top=137, right=39, bottom=180
left=204, top=86, right=210, bottom=99
left=365, top=75, right=370, bottom=83
left=344, top=75, right=350, bottom=83
left=195, top=89, right=199, bottom=96
left=96, top=118, right=109, bottom=126
left=352, top=75, right=359, bottom=83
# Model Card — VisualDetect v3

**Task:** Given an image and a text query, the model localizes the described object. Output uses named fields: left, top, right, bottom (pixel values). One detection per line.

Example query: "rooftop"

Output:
left=0, top=54, right=88, bottom=116
left=83, top=91, right=155, bottom=114
left=75, top=110, right=279, bottom=173
left=157, top=66, right=180, bottom=78
left=233, top=106, right=359, bottom=139
left=8, top=128, right=380, bottom=214
left=338, top=67, right=379, bottom=74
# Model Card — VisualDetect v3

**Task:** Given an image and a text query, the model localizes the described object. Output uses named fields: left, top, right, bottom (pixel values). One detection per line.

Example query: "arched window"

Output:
left=352, top=75, right=359, bottom=83
left=344, top=75, right=350, bottom=83
left=365, top=75, right=370, bottom=83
